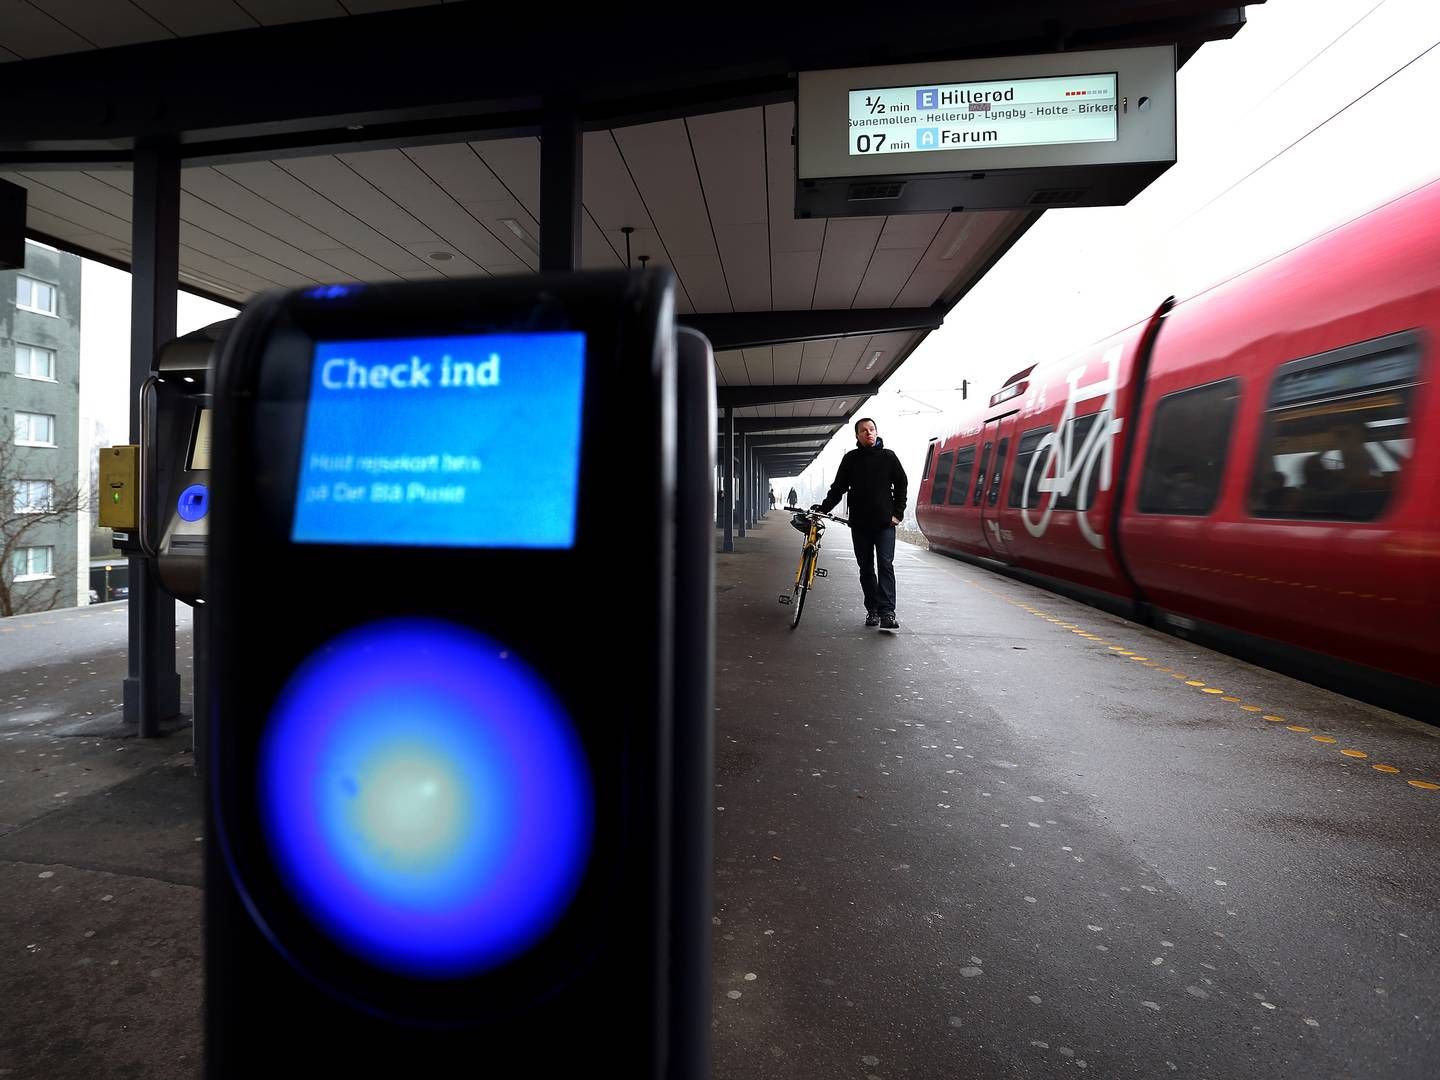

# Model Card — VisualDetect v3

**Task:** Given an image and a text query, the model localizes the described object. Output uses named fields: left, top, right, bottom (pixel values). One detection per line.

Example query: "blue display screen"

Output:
left=292, top=332, right=585, bottom=548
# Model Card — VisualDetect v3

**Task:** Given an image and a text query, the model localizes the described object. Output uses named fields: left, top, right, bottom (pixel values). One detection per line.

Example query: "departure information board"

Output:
left=795, top=47, right=1176, bottom=215
left=848, top=72, right=1117, bottom=156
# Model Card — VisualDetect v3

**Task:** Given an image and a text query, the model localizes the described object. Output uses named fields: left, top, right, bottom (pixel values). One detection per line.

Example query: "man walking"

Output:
left=814, top=418, right=908, bottom=631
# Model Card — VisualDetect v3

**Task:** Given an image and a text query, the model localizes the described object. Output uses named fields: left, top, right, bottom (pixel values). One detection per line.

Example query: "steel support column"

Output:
left=753, top=459, right=761, bottom=524
left=721, top=407, right=734, bottom=553
left=540, top=100, right=581, bottom=272
left=124, top=140, right=181, bottom=737
left=737, top=434, right=747, bottom=538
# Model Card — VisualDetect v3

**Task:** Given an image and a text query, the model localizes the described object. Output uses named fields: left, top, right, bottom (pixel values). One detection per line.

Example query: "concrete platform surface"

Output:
left=2, top=526, right=1437, bottom=1078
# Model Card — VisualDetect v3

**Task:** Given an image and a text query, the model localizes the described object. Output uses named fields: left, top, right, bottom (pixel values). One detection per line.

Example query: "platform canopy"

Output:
left=0, top=2, right=1256, bottom=475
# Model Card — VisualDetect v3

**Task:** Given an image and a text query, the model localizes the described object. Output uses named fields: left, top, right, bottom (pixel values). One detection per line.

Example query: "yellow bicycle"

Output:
left=777, top=506, right=849, bottom=629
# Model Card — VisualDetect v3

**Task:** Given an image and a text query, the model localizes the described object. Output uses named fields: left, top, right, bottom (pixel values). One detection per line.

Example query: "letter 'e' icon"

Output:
left=917, top=128, right=939, bottom=149
left=916, top=88, right=938, bottom=110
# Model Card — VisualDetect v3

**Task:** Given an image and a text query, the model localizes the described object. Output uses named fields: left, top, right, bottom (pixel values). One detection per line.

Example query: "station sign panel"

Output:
left=797, top=46, right=1176, bottom=216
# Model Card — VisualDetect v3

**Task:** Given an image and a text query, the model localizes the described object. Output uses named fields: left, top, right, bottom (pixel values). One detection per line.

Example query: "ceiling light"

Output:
left=181, top=272, right=236, bottom=294
left=836, top=401, right=848, bottom=411
left=865, top=351, right=882, bottom=371
left=428, top=251, right=454, bottom=262
left=499, top=217, right=540, bottom=256
left=939, top=219, right=976, bottom=262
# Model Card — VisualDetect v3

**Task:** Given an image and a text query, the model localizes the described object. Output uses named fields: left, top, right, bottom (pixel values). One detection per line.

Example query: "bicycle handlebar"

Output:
left=784, top=506, right=850, bottom=526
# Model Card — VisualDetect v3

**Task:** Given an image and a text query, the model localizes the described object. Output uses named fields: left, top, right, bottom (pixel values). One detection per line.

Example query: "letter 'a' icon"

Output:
left=916, top=88, right=938, bottom=110
left=917, top=128, right=939, bottom=149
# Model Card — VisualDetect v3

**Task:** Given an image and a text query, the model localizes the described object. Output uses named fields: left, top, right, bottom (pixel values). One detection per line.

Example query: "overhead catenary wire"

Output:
left=1182, top=36, right=1439, bottom=223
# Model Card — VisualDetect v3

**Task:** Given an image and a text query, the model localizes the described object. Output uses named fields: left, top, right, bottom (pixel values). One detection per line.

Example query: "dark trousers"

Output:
left=850, top=525, right=897, bottom=614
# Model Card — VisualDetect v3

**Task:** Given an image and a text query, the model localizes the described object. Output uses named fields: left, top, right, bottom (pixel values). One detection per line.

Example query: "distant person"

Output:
left=1257, top=469, right=1294, bottom=513
left=769, top=489, right=777, bottom=510
left=786, top=487, right=798, bottom=509
left=1333, top=420, right=1375, bottom=483
left=1332, top=419, right=1391, bottom=493
left=1299, top=452, right=1337, bottom=514
left=1324, top=420, right=1391, bottom=517
left=813, top=418, right=908, bottom=631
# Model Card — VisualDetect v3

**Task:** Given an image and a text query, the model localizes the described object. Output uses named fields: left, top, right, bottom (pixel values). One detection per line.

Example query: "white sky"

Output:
left=78, top=262, right=236, bottom=447
left=68, top=0, right=1440, bottom=517
left=781, top=0, right=1440, bottom=516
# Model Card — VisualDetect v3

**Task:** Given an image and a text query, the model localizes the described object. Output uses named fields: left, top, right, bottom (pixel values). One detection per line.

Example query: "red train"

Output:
left=916, top=180, right=1440, bottom=717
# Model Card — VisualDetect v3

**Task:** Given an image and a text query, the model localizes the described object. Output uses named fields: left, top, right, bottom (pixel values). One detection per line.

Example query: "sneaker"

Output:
left=864, top=612, right=880, bottom=628
left=879, top=612, right=899, bottom=631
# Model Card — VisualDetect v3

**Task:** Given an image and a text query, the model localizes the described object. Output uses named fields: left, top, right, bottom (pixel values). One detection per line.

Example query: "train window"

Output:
left=987, top=437, right=1009, bottom=505
left=1054, top=413, right=1108, bottom=512
left=1250, top=332, right=1420, bottom=521
left=1138, top=379, right=1240, bottom=515
left=948, top=446, right=976, bottom=505
left=930, top=451, right=954, bottom=504
left=921, top=443, right=935, bottom=482
left=1009, top=426, right=1051, bottom=508
left=972, top=442, right=993, bottom=506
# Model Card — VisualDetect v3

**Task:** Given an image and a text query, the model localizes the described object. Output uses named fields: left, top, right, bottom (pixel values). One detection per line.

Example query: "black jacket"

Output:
left=818, top=437, right=908, bottom=531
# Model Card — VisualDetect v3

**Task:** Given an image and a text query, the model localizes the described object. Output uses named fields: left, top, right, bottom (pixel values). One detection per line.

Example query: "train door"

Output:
left=978, top=415, right=1015, bottom=558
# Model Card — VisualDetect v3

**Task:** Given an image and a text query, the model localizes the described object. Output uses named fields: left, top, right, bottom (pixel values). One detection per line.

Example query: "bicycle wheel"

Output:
left=791, top=550, right=814, bottom=629
left=1021, top=432, right=1060, bottom=539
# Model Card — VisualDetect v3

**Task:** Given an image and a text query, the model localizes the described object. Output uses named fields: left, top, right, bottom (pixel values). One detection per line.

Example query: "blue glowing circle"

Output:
left=176, top=484, right=209, bottom=522
left=258, top=618, right=593, bottom=979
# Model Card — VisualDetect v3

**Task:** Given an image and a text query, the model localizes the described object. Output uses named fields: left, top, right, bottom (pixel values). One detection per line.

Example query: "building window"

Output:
left=12, top=546, right=54, bottom=581
left=16, top=276, right=58, bottom=317
left=930, top=450, right=954, bottom=504
left=14, top=412, right=57, bottom=447
left=14, top=343, right=57, bottom=381
left=1250, top=332, right=1420, bottom=522
left=947, top=446, right=977, bottom=506
left=13, top=480, right=53, bottom=513
left=1138, top=379, right=1241, bottom=515
left=1009, top=426, right=1052, bottom=508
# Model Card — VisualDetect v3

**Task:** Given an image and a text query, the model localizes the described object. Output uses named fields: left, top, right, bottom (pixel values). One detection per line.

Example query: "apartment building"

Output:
left=2, top=241, right=81, bottom=616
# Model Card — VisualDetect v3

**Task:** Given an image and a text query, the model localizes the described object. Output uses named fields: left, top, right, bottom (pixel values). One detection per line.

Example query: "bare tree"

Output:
left=0, top=437, right=87, bottom=617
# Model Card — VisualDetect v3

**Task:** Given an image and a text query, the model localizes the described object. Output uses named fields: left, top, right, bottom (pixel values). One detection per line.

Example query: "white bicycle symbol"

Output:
left=1021, top=345, right=1125, bottom=549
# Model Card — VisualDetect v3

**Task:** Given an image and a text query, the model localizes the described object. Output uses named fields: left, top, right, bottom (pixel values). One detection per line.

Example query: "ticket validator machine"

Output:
left=205, top=272, right=712, bottom=1077
left=137, top=321, right=232, bottom=755
left=140, top=321, right=230, bottom=602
